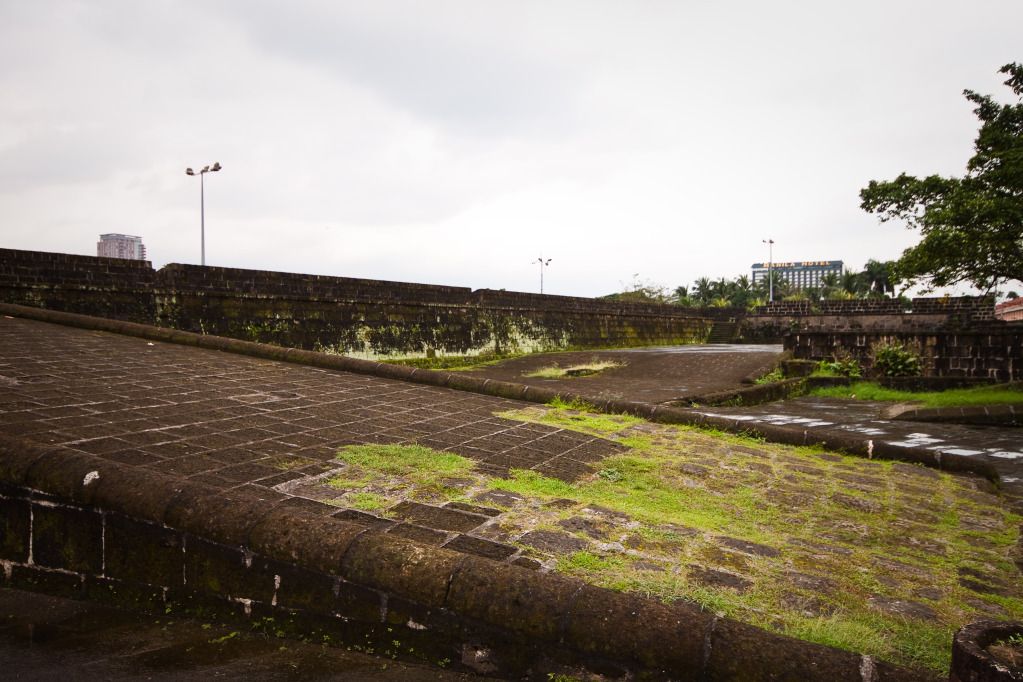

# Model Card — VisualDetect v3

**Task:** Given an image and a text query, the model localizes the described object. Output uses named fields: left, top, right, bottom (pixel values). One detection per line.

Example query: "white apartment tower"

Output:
left=97, top=234, right=147, bottom=261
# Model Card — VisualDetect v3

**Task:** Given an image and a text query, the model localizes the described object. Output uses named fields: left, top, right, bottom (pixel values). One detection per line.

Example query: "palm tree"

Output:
left=841, top=270, right=866, bottom=297
left=693, top=277, right=714, bottom=306
left=863, top=260, right=896, bottom=297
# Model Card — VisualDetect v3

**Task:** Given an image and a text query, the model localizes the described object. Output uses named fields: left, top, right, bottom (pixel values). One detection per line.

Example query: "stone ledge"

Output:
left=885, top=403, right=1022, bottom=427
left=0, top=431, right=934, bottom=679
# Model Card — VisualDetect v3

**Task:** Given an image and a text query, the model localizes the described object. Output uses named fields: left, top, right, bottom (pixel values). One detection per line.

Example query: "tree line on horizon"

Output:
left=603, top=259, right=902, bottom=310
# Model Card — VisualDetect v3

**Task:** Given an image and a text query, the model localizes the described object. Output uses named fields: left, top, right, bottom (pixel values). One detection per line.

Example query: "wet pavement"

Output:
left=463, top=344, right=783, bottom=403
left=698, top=396, right=1023, bottom=505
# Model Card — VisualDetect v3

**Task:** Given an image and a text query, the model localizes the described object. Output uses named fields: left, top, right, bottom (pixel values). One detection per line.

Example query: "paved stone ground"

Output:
left=0, top=316, right=625, bottom=570
left=0, top=587, right=486, bottom=680
left=462, top=344, right=783, bottom=403
left=294, top=401, right=1022, bottom=673
left=1, top=315, right=1020, bottom=674
left=697, top=396, right=1023, bottom=508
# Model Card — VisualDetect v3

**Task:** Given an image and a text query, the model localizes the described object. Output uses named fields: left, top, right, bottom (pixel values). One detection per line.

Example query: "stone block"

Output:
left=565, top=585, right=712, bottom=676
left=445, top=555, right=578, bottom=640
left=388, top=501, right=489, bottom=533
left=163, top=488, right=272, bottom=547
left=266, top=560, right=338, bottom=614
left=0, top=496, right=31, bottom=563
left=87, top=465, right=182, bottom=523
left=103, top=513, right=183, bottom=588
left=248, top=507, right=367, bottom=576
left=183, top=535, right=275, bottom=603
left=341, top=534, right=465, bottom=608
left=706, top=618, right=863, bottom=682
left=9, top=563, right=84, bottom=599
left=30, top=503, right=103, bottom=573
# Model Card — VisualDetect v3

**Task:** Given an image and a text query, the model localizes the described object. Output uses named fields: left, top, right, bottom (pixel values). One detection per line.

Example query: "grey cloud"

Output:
left=210, top=1, right=582, bottom=137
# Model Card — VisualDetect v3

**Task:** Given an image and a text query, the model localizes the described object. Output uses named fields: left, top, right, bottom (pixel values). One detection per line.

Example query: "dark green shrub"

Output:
left=871, top=341, right=922, bottom=377
left=814, top=355, right=862, bottom=378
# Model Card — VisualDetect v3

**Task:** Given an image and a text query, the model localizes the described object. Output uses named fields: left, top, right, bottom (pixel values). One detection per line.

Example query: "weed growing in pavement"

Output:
left=525, top=360, right=625, bottom=379
left=548, top=396, right=599, bottom=412
left=535, top=405, right=642, bottom=434
left=753, top=368, right=785, bottom=384
left=381, top=351, right=524, bottom=371
left=336, top=443, right=473, bottom=479
left=345, top=492, right=388, bottom=511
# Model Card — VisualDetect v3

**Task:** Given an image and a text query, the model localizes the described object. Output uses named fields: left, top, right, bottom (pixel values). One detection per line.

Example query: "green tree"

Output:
left=692, top=277, right=714, bottom=306
left=860, top=63, right=1023, bottom=292
left=861, top=259, right=898, bottom=297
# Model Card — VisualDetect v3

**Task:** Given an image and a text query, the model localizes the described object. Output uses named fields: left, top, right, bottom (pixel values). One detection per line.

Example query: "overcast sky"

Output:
left=1, top=1, right=1020, bottom=297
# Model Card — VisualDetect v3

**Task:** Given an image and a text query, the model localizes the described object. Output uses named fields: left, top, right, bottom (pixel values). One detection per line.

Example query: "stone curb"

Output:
left=950, top=621, right=1023, bottom=681
left=0, top=433, right=930, bottom=680
left=885, top=404, right=1022, bottom=428
left=0, top=302, right=1001, bottom=485
left=673, top=377, right=808, bottom=408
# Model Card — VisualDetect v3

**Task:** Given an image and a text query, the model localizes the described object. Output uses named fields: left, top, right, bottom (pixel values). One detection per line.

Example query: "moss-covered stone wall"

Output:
left=0, top=249, right=711, bottom=357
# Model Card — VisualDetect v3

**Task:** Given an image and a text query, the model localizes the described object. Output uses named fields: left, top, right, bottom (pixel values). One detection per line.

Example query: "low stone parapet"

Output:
left=0, top=434, right=931, bottom=680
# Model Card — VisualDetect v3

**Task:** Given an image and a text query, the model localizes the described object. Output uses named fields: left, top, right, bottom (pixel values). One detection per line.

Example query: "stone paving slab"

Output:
left=461, top=344, right=783, bottom=403
left=697, top=395, right=1023, bottom=509
left=277, top=400, right=1021, bottom=674
left=0, top=314, right=635, bottom=580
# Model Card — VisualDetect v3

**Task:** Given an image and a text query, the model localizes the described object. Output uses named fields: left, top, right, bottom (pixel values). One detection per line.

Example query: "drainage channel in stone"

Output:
left=277, top=404, right=1022, bottom=678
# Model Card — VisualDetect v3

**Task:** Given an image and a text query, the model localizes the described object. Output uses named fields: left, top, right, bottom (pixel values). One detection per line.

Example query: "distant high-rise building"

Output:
left=751, top=260, right=843, bottom=291
left=97, top=234, right=147, bottom=261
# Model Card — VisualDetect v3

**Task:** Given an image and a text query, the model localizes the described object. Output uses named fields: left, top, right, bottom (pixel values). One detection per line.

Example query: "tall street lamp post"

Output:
left=762, top=238, right=775, bottom=302
left=534, top=257, right=552, bottom=294
left=185, top=162, right=222, bottom=266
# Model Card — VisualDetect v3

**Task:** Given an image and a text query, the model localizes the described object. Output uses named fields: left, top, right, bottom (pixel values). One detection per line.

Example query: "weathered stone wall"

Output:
left=786, top=327, right=1023, bottom=381
left=0, top=248, right=711, bottom=357
left=740, top=296, right=998, bottom=343
left=0, top=248, right=156, bottom=321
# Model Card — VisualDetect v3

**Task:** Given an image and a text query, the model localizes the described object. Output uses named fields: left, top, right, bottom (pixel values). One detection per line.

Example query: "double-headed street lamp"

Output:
left=762, top=238, right=775, bottom=302
left=185, top=162, right=222, bottom=266
left=534, top=256, right=552, bottom=294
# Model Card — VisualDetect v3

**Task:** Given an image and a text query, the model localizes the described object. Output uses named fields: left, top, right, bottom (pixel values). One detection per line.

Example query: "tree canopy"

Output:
left=602, top=260, right=901, bottom=309
left=860, top=63, right=1023, bottom=292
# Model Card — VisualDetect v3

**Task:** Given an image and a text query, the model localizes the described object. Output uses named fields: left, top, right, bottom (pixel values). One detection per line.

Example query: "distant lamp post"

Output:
left=534, top=257, right=552, bottom=294
left=185, top=162, right=222, bottom=266
left=762, top=238, right=775, bottom=302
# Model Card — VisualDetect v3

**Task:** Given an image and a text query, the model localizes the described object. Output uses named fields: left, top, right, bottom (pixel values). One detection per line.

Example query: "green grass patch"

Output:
left=809, top=381, right=1023, bottom=407
left=380, top=351, right=524, bottom=371
left=524, top=360, right=625, bottom=379
left=346, top=492, right=388, bottom=511
left=336, top=443, right=473, bottom=477
left=557, top=551, right=626, bottom=573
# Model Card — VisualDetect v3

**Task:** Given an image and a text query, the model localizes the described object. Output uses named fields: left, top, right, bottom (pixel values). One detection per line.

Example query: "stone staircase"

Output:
left=706, top=320, right=738, bottom=344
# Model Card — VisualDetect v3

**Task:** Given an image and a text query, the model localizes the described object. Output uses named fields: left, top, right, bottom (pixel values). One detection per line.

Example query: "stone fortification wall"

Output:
left=786, top=327, right=1023, bottom=381
left=754, top=296, right=995, bottom=320
left=0, top=248, right=711, bottom=357
left=740, top=296, right=997, bottom=343
left=0, top=248, right=157, bottom=321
